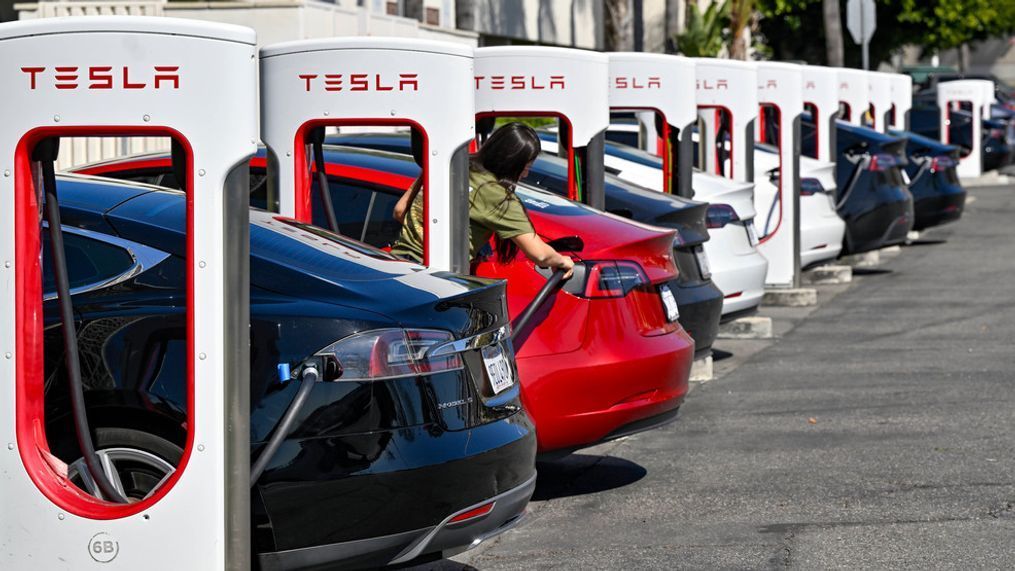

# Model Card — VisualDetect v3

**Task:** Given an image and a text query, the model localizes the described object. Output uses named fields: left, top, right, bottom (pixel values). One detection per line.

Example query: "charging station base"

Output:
left=689, top=354, right=714, bottom=382
left=763, top=288, right=817, bottom=307
left=802, top=265, right=853, bottom=285
left=718, top=316, right=774, bottom=340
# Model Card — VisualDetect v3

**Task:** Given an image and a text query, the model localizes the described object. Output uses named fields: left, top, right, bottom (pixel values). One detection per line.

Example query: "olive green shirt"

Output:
left=391, top=169, right=535, bottom=263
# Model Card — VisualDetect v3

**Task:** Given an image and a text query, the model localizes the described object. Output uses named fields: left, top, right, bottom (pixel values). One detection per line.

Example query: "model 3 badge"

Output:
left=437, top=397, right=473, bottom=410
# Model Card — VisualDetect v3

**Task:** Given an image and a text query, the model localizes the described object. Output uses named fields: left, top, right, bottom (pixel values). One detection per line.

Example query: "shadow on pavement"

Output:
left=907, top=238, right=948, bottom=246
left=712, top=348, right=734, bottom=362
left=532, top=453, right=647, bottom=501
left=852, top=267, right=893, bottom=276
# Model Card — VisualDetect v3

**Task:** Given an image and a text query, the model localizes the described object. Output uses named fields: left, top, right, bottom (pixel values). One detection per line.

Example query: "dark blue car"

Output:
left=889, top=130, right=966, bottom=231
left=801, top=115, right=914, bottom=254
left=909, top=93, right=1014, bottom=172
left=41, top=173, right=536, bottom=570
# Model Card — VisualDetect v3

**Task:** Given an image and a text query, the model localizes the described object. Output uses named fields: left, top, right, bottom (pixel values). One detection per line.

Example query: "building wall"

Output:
left=457, top=0, right=603, bottom=49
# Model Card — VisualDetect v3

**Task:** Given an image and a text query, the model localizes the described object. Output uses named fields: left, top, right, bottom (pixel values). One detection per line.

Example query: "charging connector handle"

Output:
left=36, top=138, right=128, bottom=504
left=250, top=365, right=318, bottom=486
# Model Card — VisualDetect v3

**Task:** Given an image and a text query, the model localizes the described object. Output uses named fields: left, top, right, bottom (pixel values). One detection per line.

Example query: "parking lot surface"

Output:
left=435, top=183, right=1015, bottom=569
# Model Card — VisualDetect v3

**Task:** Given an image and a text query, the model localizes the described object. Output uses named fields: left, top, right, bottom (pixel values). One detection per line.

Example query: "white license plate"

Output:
left=694, top=247, right=712, bottom=279
left=659, top=285, right=679, bottom=322
left=482, top=344, right=514, bottom=395
left=745, top=222, right=760, bottom=247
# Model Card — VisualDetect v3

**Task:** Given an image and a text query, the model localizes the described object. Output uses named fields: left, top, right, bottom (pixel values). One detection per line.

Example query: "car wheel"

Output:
left=66, top=427, right=183, bottom=502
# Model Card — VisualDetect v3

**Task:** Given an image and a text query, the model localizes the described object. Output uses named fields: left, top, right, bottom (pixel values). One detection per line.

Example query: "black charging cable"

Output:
left=307, top=127, right=340, bottom=233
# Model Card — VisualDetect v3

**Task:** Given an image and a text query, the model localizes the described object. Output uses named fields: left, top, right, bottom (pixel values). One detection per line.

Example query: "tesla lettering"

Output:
left=805, top=80, right=816, bottom=89
left=760, top=79, right=777, bottom=89
left=298, top=73, right=419, bottom=92
left=20, top=66, right=180, bottom=90
left=474, top=75, right=566, bottom=90
left=696, top=79, right=729, bottom=90
left=614, top=76, right=662, bottom=89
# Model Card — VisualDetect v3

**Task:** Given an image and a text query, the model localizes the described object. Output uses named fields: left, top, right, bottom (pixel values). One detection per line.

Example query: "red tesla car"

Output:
left=76, top=146, right=694, bottom=454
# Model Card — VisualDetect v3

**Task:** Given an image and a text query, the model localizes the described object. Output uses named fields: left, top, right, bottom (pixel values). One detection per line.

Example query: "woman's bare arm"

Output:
left=511, top=233, right=575, bottom=278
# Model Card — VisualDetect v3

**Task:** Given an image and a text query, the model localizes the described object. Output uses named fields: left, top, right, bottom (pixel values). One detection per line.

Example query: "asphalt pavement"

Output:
left=425, top=183, right=1015, bottom=570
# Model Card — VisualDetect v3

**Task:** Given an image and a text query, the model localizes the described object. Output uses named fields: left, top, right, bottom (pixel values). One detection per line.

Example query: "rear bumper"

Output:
left=519, top=326, right=694, bottom=453
left=708, top=247, right=768, bottom=317
left=258, top=473, right=536, bottom=571
left=671, top=278, right=723, bottom=359
left=842, top=194, right=914, bottom=255
left=913, top=185, right=966, bottom=230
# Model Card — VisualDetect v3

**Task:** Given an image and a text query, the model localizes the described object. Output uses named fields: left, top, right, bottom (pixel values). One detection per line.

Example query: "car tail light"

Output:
left=449, top=502, right=495, bottom=524
left=867, top=153, right=899, bottom=171
left=988, top=127, right=1005, bottom=139
left=315, top=328, right=463, bottom=381
left=800, top=177, right=825, bottom=196
left=582, top=261, right=647, bottom=298
left=930, top=155, right=958, bottom=172
left=705, top=204, right=740, bottom=229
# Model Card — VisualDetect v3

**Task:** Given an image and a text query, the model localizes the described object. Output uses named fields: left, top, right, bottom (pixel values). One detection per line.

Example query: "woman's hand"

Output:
left=512, top=233, right=575, bottom=279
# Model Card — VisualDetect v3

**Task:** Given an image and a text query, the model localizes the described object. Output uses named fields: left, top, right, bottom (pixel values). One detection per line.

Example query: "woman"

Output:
left=391, top=122, right=574, bottom=278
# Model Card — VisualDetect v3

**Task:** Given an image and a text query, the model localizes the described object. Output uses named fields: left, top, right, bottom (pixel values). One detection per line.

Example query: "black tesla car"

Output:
left=322, top=133, right=723, bottom=361
left=42, top=174, right=536, bottom=570
left=889, top=129, right=966, bottom=231
left=801, top=116, right=914, bottom=254
left=910, top=95, right=1015, bottom=172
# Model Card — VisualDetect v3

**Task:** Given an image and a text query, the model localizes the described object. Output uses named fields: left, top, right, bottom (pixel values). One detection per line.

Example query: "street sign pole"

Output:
left=861, top=9, right=868, bottom=70
left=847, top=0, right=875, bottom=71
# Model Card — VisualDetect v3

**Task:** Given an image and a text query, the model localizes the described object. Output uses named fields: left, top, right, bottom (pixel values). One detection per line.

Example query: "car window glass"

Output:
left=42, top=231, right=135, bottom=294
left=96, top=168, right=164, bottom=187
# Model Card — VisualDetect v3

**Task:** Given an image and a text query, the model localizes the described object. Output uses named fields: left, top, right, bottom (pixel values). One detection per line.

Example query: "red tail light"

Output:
left=867, top=153, right=899, bottom=172
left=449, top=502, right=495, bottom=524
left=930, top=155, right=958, bottom=172
left=315, top=328, right=463, bottom=381
left=988, top=127, right=1005, bottom=139
left=800, top=177, right=825, bottom=196
left=705, top=204, right=740, bottom=229
left=582, top=261, right=647, bottom=298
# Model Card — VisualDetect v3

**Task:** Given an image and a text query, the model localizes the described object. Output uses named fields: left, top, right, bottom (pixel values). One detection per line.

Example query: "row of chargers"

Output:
left=0, top=16, right=992, bottom=569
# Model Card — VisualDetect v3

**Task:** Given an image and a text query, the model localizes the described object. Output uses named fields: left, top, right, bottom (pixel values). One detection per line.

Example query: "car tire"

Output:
left=67, top=427, right=183, bottom=501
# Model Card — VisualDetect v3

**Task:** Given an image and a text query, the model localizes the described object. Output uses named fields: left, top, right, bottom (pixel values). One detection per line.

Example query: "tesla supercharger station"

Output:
left=607, top=53, right=696, bottom=197
left=260, top=38, right=474, bottom=273
left=979, top=80, right=996, bottom=121
left=937, top=79, right=992, bottom=179
left=755, top=62, right=803, bottom=288
left=836, top=67, right=868, bottom=126
left=0, top=18, right=256, bottom=569
left=474, top=47, right=609, bottom=209
left=889, top=73, right=913, bottom=131
left=867, top=71, right=893, bottom=133
left=801, top=66, right=840, bottom=163
left=694, top=58, right=758, bottom=185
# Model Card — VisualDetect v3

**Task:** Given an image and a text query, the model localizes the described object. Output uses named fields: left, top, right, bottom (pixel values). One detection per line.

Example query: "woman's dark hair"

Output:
left=471, top=122, right=541, bottom=262
left=472, top=122, right=541, bottom=187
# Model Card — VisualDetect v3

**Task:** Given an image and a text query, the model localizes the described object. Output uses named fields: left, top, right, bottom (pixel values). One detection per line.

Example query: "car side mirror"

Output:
left=547, top=235, right=584, bottom=253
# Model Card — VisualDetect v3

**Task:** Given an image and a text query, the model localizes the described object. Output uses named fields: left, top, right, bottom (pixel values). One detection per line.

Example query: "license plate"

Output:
left=659, top=285, right=679, bottom=322
left=482, top=344, right=514, bottom=395
left=745, top=221, right=759, bottom=247
left=694, top=246, right=712, bottom=279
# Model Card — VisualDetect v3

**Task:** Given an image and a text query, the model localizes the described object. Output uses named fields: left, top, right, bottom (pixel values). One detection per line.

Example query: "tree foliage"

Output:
left=755, top=0, right=1015, bottom=66
left=675, top=0, right=732, bottom=57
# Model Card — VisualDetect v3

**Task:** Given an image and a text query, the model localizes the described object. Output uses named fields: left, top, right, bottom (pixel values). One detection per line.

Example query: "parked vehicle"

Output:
left=801, top=115, right=914, bottom=254
left=548, top=134, right=767, bottom=320
left=890, top=129, right=967, bottom=230
left=322, top=132, right=722, bottom=358
left=910, top=95, right=1014, bottom=171
left=42, top=173, right=536, bottom=569
left=77, top=146, right=695, bottom=456
left=753, top=144, right=846, bottom=268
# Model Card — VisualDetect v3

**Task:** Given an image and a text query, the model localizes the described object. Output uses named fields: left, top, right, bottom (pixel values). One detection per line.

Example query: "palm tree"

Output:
left=674, top=0, right=730, bottom=57
left=822, top=0, right=844, bottom=66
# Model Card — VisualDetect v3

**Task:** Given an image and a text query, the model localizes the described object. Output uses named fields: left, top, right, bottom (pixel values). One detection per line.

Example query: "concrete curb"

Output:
left=763, top=288, right=818, bottom=307
left=802, top=265, right=852, bottom=285
left=717, top=316, right=773, bottom=339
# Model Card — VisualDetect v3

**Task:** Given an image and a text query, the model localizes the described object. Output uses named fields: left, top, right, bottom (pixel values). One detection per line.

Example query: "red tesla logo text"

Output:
left=20, top=66, right=180, bottom=90
left=759, top=79, right=778, bottom=89
left=474, top=75, right=566, bottom=90
left=696, top=79, right=728, bottom=90
left=298, top=73, right=419, bottom=92
left=613, top=76, right=661, bottom=89
left=804, top=80, right=816, bottom=89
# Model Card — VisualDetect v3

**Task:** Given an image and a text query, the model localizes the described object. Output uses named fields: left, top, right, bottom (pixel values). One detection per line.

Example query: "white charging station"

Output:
left=836, top=67, right=868, bottom=126
left=889, top=73, right=913, bottom=131
left=801, top=66, right=840, bottom=163
left=867, top=71, right=893, bottom=133
left=474, top=46, right=609, bottom=208
left=755, top=62, right=803, bottom=288
left=979, top=80, right=996, bottom=121
left=260, top=38, right=475, bottom=272
left=694, top=58, right=758, bottom=184
left=607, top=53, right=696, bottom=197
left=0, top=17, right=256, bottom=569
left=937, top=79, right=992, bottom=178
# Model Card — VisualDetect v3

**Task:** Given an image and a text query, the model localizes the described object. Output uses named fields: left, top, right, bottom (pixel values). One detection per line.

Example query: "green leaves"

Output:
left=675, top=0, right=733, bottom=57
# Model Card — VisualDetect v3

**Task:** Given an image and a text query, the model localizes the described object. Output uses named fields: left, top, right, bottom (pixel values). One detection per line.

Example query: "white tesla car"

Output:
left=542, top=134, right=769, bottom=319
left=753, top=145, right=846, bottom=268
